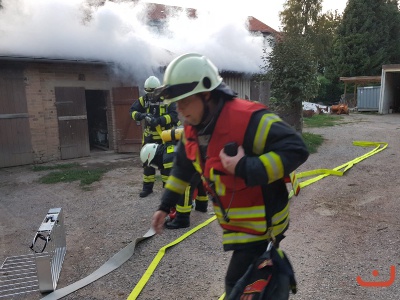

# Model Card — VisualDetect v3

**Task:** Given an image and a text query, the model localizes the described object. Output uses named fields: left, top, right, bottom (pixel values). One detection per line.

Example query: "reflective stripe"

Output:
left=165, top=176, right=189, bottom=194
left=164, top=115, right=171, bottom=124
left=259, top=151, right=284, bottom=183
left=214, top=206, right=266, bottom=220
left=160, top=105, right=166, bottom=115
left=209, top=168, right=226, bottom=196
left=222, top=217, right=288, bottom=245
left=139, top=97, right=145, bottom=106
left=271, top=203, right=289, bottom=225
left=221, top=204, right=289, bottom=245
left=176, top=186, right=192, bottom=213
left=167, top=145, right=175, bottom=153
left=192, top=153, right=204, bottom=174
left=163, top=162, right=173, bottom=168
left=161, top=175, right=169, bottom=182
left=215, top=202, right=289, bottom=244
left=143, top=175, right=155, bottom=183
left=144, top=129, right=163, bottom=137
left=253, top=114, right=281, bottom=155
left=196, top=195, right=208, bottom=201
left=176, top=204, right=192, bottom=213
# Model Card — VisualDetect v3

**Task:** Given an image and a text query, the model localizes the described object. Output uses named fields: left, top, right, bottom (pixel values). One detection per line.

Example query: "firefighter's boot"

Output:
left=165, top=212, right=190, bottom=229
left=194, top=200, right=208, bottom=213
left=139, top=189, right=153, bottom=198
left=139, top=182, right=154, bottom=198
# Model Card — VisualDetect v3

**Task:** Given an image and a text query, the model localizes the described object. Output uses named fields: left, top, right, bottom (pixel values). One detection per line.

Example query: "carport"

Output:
left=339, top=76, right=381, bottom=108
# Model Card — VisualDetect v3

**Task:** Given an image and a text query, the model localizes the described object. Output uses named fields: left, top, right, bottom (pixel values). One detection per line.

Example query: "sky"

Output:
left=147, top=0, right=349, bottom=31
left=0, top=0, right=348, bottom=83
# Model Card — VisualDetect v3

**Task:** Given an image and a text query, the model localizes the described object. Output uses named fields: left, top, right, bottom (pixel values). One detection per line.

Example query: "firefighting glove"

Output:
left=135, top=112, right=146, bottom=121
left=145, top=114, right=160, bottom=127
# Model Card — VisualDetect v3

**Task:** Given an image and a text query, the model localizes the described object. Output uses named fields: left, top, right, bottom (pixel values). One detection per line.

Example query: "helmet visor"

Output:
left=154, top=82, right=199, bottom=103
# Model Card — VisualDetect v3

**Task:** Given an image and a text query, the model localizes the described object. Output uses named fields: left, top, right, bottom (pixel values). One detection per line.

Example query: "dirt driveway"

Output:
left=1, top=113, right=400, bottom=300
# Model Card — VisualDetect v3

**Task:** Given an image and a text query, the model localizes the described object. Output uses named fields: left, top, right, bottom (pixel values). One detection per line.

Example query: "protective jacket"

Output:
left=160, top=98, right=309, bottom=251
left=130, top=95, right=179, bottom=144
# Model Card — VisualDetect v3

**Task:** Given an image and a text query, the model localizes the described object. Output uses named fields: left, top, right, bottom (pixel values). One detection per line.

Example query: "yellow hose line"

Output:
left=128, top=141, right=387, bottom=300
left=127, top=216, right=217, bottom=300
left=289, top=141, right=387, bottom=198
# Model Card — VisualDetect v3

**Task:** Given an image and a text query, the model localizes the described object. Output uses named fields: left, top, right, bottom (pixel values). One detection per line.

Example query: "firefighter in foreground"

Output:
left=130, top=76, right=179, bottom=198
left=140, top=127, right=208, bottom=229
left=151, top=53, right=309, bottom=299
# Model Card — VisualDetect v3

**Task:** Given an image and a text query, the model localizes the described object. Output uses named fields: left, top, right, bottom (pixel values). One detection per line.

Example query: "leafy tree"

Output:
left=312, top=10, right=342, bottom=73
left=280, top=0, right=322, bottom=35
left=328, top=0, right=400, bottom=79
left=383, top=0, right=400, bottom=63
left=262, top=33, right=318, bottom=132
left=261, top=0, right=325, bottom=132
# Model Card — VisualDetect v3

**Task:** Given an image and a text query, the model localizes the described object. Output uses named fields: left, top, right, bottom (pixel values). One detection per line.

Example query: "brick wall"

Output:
left=24, top=61, right=129, bottom=164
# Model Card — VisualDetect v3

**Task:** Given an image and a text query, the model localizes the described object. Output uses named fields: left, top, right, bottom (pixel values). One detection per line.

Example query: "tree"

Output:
left=328, top=0, right=400, bottom=79
left=312, top=10, right=342, bottom=73
left=261, top=0, right=324, bottom=132
left=262, top=33, right=318, bottom=132
left=280, top=0, right=322, bottom=35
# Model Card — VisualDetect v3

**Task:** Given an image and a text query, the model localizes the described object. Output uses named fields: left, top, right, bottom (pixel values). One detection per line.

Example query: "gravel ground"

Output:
left=1, top=112, right=400, bottom=300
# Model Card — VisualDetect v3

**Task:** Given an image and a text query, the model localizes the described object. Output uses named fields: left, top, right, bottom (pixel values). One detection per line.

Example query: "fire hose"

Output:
left=40, top=228, right=156, bottom=300
left=41, top=141, right=387, bottom=300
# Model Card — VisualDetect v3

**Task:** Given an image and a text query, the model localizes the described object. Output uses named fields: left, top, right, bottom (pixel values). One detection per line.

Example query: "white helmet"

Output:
left=140, top=143, right=158, bottom=167
left=144, top=76, right=161, bottom=93
left=155, top=53, right=223, bottom=103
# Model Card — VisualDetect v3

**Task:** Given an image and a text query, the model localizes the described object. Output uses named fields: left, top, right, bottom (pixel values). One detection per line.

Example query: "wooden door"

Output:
left=0, top=67, right=34, bottom=168
left=112, top=87, right=142, bottom=153
left=55, top=87, right=90, bottom=159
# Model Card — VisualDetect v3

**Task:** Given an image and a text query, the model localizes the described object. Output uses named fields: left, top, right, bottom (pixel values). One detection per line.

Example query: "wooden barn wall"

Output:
left=0, top=65, right=34, bottom=167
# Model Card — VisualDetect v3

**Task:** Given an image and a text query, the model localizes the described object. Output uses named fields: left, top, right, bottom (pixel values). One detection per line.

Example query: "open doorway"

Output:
left=86, top=90, right=109, bottom=151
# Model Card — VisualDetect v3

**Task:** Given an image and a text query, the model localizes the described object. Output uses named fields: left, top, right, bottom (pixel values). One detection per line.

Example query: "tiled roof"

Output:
left=247, top=16, right=278, bottom=35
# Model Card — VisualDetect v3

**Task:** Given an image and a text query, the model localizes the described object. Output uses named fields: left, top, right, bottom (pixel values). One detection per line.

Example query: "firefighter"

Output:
left=130, top=76, right=179, bottom=198
left=151, top=53, right=309, bottom=298
left=140, top=128, right=208, bottom=229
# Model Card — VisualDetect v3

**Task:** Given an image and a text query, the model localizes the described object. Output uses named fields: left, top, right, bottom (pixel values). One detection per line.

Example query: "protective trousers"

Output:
left=176, top=175, right=208, bottom=214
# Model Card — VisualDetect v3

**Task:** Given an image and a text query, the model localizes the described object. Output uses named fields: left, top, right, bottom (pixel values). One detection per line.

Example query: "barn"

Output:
left=0, top=56, right=271, bottom=168
left=0, top=56, right=144, bottom=168
left=0, top=3, right=275, bottom=168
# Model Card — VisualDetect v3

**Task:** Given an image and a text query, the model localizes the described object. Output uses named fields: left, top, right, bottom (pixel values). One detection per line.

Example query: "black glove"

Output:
left=135, top=112, right=145, bottom=121
left=145, top=114, right=160, bottom=127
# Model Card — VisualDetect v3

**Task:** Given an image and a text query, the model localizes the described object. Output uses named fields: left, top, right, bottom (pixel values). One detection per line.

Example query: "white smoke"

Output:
left=0, top=0, right=269, bottom=81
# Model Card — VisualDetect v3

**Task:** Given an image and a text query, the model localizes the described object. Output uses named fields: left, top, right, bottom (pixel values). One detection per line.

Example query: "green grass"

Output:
left=32, top=163, right=79, bottom=171
left=38, top=167, right=108, bottom=186
left=304, top=114, right=343, bottom=128
left=302, top=132, right=324, bottom=154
